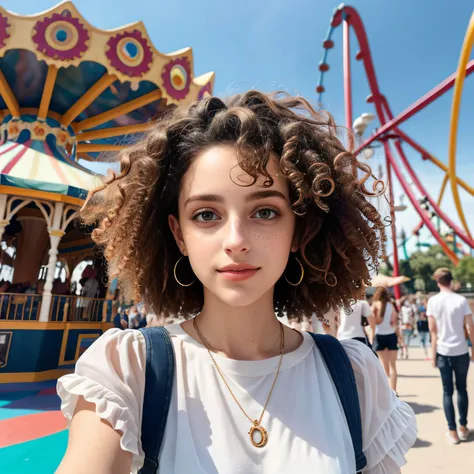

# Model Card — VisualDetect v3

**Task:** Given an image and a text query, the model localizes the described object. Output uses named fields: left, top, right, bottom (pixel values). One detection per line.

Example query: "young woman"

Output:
left=56, top=92, right=416, bottom=473
left=372, top=287, right=400, bottom=391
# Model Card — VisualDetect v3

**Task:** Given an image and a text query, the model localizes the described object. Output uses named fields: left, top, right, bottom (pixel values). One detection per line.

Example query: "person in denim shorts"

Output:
left=372, top=287, right=399, bottom=392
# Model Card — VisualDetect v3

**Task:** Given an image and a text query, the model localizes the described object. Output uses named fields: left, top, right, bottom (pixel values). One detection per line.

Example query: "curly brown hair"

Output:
left=82, top=91, right=386, bottom=320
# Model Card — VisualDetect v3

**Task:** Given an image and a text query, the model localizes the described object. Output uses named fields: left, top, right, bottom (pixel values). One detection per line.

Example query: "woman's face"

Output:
left=169, top=145, right=297, bottom=308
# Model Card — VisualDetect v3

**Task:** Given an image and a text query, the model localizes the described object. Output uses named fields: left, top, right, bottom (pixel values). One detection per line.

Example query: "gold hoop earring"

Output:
left=284, top=256, right=304, bottom=286
left=174, top=257, right=195, bottom=287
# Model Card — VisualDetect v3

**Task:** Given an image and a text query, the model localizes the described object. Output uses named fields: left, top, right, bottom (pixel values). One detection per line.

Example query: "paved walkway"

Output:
left=399, top=348, right=474, bottom=473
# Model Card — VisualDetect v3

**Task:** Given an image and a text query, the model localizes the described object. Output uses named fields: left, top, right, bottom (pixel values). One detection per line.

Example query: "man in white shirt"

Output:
left=427, top=268, right=474, bottom=445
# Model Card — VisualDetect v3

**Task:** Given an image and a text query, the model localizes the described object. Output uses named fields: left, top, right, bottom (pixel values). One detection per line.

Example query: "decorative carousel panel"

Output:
left=0, top=2, right=214, bottom=105
left=0, top=12, right=11, bottom=51
left=161, top=57, right=192, bottom=101
left=106, top=29, right=153, bottom=78
left=32, top=10, right=90, bottom=62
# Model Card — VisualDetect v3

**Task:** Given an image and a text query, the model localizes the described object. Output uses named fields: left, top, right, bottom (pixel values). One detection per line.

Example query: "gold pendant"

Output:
left=248, top=420, right=268, bottom=448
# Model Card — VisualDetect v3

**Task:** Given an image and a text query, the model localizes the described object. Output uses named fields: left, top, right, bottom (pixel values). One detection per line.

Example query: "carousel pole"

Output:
left=343, top=13, right=354, bottom=151
left=0, top=194, right=8, bottom=239
left=39, top=202, right=65, bottom=322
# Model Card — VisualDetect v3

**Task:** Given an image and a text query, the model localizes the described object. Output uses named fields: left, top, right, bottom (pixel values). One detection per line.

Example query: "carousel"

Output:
left=0, top=1, right=214, bottom=382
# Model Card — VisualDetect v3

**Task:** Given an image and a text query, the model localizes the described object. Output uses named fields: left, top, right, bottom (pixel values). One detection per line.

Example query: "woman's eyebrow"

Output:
left=244, top=190, right=288, bottom=202
left=184, top=189, right=287, bottom=207
left=184, top=194, right=223, bottom=206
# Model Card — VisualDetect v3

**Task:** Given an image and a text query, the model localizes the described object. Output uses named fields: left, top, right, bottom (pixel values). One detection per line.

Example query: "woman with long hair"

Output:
left=372, top=287, right=400, bottom=391
left=56, top=92, right=416, bottom=473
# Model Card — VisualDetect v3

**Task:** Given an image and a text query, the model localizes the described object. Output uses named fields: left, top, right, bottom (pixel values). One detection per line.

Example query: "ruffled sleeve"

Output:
left=341, top=339, right=417, bottom=473
left=57, top=329, right=146, bottom=472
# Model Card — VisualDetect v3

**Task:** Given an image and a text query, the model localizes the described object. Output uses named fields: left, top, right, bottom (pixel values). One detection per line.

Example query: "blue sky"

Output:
left=3, top=0, right=474, bottom=256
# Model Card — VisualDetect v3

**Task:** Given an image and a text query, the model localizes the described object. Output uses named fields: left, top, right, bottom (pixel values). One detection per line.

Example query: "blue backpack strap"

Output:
left=138, top=327, right=175, bottom=474
left=309, top=333, right=367, bottom=473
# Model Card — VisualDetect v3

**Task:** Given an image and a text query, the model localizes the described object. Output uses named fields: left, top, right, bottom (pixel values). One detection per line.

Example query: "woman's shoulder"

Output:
left=60, top=328, right=147, bottom=389
left=339, top=338, right=380, bottom=373
left=89, top=327, right=145, bottom=356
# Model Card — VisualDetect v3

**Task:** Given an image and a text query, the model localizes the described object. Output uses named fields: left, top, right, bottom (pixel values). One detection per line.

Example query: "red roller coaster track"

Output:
left=317, top=4, right=474, bottom=298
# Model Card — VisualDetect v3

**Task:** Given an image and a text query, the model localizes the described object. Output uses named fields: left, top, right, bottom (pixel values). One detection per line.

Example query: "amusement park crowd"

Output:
left=111, top=303, right=160, bottom=330
left=318, top=267, right=474, bottom=446
left=0, top=264, right=102, bottom=320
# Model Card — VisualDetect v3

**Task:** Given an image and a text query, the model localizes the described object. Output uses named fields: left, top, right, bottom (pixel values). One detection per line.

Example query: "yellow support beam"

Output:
left=74, top=90, right=162, bottom=133
left=414, top=173, right=451, bottom=237
left=0, top=70, right=20, bottom=118
left=437, top=174, right=449, bottom=206
left=61, top=73, right=117, bottom=127
left=424, top=154, right=474, bottom=196
left=76, top=144, right=126, bottom=153
left=448, top=12, right=474, bottom=239
left=38, top=66, right=58, bottom=120
left=0, top=369, right=73, bottom=383
left=77, top=122, right=152, bottom=142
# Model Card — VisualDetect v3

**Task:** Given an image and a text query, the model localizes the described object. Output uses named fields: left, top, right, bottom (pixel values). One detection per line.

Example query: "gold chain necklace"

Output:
left=193, top=318, right=285, bottom=448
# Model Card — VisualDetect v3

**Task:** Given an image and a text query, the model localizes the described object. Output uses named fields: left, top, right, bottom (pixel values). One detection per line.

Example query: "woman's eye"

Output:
left=254, top=208, right=278, bottom=220
left=193, top=210, right=219, bottom=222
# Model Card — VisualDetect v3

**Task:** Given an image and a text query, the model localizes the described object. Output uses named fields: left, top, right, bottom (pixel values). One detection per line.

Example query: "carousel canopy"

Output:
left=0, top=138, right=98, bottom=199
left=0, top=1, right=214, bottom=200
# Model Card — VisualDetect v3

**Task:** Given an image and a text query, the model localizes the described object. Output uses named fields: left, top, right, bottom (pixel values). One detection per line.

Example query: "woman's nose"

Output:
left=223, top=217, right=250, bottom=255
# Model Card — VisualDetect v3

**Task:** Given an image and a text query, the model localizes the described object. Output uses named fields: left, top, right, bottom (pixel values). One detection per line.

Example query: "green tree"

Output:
left=399, top=258, right=415, bottom=292
left=378, top=255, right=415, bottom=291
left=453, top=256, right=474, bottom=287
left=378, top=259, right=391, bottom=276
left=408, top=245, right=453, bottom=292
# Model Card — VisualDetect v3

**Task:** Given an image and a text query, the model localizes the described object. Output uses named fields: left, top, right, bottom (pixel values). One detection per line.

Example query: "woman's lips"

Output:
left=217, top=268, right=260, bottom=281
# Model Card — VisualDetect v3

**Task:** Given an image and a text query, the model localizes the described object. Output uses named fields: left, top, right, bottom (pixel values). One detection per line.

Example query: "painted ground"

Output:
left=0, top=381, right=68, bottom=473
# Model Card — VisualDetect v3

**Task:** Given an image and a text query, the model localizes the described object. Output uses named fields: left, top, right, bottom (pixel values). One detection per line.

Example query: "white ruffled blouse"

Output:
left=57, top=324, right=417, bottom=473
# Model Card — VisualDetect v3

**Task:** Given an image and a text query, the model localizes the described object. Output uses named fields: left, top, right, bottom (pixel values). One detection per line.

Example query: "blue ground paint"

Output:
left=1, top=430, right=68, bottom=474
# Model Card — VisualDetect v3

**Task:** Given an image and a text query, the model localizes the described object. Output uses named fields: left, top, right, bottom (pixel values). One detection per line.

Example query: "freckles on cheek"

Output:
left=253, top=228, right=281, bottom=240
left=252, top=229, right=292, bottom=248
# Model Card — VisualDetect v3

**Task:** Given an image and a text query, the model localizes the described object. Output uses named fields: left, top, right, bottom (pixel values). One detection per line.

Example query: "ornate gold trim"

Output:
left=0, top=120, right=74, bottom=147
left=0, top=331, right=13, bottom=369
left=248, top=422, right=268, bottom=448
